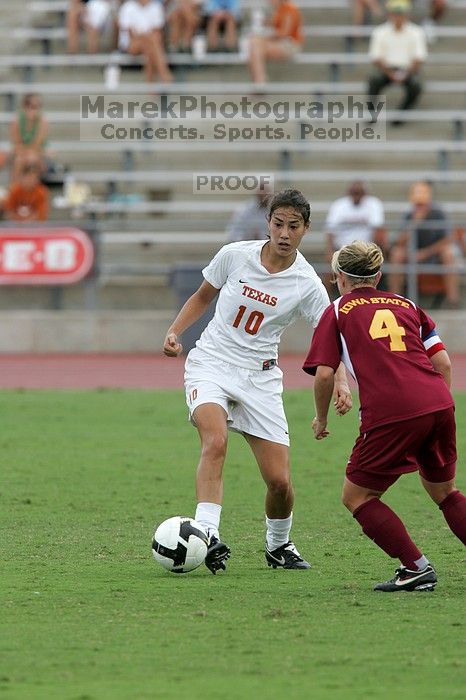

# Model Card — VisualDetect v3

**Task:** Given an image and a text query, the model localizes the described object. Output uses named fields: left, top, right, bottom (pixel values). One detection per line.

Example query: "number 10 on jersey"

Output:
left=232, top=306, right=265, bottom=336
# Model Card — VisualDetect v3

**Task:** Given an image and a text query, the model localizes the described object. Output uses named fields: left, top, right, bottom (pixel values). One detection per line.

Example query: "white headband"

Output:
left=337, top=264, right=380, bottom=278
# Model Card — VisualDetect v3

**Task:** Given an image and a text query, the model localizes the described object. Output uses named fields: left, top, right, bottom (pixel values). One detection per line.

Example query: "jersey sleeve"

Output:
left=302, top=304, right=342, bottom=375
left=299, top=274, right=330, bottom=326
left=202, top=244, right=236, bottom=290
left=419, top=307, right=445, bottom=357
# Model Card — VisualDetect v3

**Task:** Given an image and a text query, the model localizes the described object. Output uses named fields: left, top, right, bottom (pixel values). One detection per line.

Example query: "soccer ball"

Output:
left=152, top=516, right=208, bottom=574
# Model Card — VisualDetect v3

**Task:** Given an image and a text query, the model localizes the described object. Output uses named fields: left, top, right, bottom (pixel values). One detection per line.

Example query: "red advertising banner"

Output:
left=0, top=228, right=94, bottom=285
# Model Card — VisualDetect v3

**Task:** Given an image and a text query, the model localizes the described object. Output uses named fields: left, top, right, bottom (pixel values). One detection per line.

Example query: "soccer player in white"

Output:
left=163, top=189, right=352, bottom=573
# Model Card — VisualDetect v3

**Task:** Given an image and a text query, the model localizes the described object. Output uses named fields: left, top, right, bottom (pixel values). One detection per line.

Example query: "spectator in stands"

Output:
left=367, top=0, right=427, bottom=125
left=326, top=181, right=386, bottom=255
left=248, top=0, right=304, bottom=84
left=10, top=93, right=49, bottom=183
left=67, top=0, right=112, bottom=53
left=325, top=181, right=386, bottom=292
left=204, top=0, right=240, bottom=52
left=421, top=0, right=448, bottom=44
left=388, top=180, right=460, bottom=308
left=226, top=187, right=271, bottom=242
left=352, top=0, right=383, bottom=26
left=166, top=0, right=202, bottom=52
left=3, top=165, right=49, bottom=222
left=118, top=0, right=173, bottom=82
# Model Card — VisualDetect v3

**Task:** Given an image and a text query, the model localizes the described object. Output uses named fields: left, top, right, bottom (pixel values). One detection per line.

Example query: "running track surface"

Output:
left=0, top=354, right=466, bottom=390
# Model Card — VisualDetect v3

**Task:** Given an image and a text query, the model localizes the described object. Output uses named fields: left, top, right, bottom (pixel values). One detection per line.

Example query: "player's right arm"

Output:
left=163, top=280, right=220, bottom=357
left=312, top=365, right=335, bottom=440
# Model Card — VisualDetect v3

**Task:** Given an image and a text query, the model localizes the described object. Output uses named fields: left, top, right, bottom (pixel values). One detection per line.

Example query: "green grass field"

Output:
left=1, top=389, right=465, bottom=700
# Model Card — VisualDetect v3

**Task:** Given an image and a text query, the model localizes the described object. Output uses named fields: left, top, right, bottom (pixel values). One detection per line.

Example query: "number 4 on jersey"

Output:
left=369, top=309, right=407, bottom=351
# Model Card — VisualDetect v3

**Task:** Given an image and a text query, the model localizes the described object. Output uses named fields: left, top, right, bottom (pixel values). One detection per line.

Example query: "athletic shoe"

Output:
left=374, top=565, right=437, bottom=592
left=204, top=536, right=230, bottom=575
left=265, top=541, right=311, bottom=569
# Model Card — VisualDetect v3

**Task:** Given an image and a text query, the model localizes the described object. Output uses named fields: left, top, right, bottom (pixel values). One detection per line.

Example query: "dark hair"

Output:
left=267, top=189, right=311, bottom=225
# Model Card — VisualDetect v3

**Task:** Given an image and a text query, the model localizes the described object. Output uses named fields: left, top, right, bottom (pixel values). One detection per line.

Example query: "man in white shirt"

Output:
left=367, top=0, right=427, bottom=125
left=226, top=187, right=271, bottom=242
left=325, top=181, right=386, bottom=292
left=118, top=0, right=172, bottom=82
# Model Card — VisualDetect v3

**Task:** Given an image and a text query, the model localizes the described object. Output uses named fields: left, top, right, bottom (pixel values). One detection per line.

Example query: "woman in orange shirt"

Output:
left=248, top=0, right=303, bottom=84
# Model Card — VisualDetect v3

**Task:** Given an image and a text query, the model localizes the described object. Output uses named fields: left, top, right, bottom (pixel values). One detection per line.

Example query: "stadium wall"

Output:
left=1, top=311, right=465, bottom=353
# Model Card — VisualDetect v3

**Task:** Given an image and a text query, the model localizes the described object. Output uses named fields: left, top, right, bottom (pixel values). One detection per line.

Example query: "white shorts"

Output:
left=184, top=348, right=289, bottom=446
left=86, top=0, right=111, bottom=30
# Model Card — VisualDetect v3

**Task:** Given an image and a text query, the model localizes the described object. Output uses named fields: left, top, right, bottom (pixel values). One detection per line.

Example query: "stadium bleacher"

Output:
left=0, top=0, right=465, bottom=325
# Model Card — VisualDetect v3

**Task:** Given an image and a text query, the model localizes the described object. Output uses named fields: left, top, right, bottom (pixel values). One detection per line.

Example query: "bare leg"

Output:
left=341, top=477, right=384, bottom=513
left=147, top=30, right=173, bottom=82
left=248, top=34, right=267, bottom=83
left=245, top=434, right=293, bottom=518
left=223, top=15, right=237, bottom=49
left=86, top=25, right=99, bottom=54
left=439, top=245, right=460, bottom=304
left=420, top=476, right=457, bottom=505
left=67, top=0, right=83, bottom=53
left=192, top=403, right=228, bottom=505
left=169, top=7, right=182, bottom=49
left=206, top=14, right=221, bottom=50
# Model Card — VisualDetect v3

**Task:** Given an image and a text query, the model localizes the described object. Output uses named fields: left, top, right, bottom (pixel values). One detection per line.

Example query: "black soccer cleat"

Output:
left=265, top=541, right=311, bottom=569
left=374, top=565, right=437, bottom=592
left=204, top=536, right=231, bottom=575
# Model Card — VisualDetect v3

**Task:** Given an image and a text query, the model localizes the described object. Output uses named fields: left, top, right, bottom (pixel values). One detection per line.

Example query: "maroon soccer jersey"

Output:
left=303, top=288, right=453, bottom=431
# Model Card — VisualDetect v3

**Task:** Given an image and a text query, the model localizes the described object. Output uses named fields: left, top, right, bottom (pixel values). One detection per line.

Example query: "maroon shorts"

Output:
left=346, top=407, right=457, bottom=492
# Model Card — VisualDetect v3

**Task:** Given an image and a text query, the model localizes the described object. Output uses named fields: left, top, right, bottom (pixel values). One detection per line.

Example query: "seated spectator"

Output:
left=352, top=0, right=383, bottom=26
left=326, top=181, right=386, bottom=254
left=204, top=0, right=240, bottom=52
left=248, top=0, right=304, bottom=85
left=325, top=181, right=386, bottom=292
left=388, top=181, right=460, bottom=308
left=67, top=0, right=112, bottom=53
left=118, top=0, right=173, bottom=82
left=3, top=165, right=49, bottom=222
left=166, top=0, right=202, bottom=52
left=10, top=94, right=49, bottom=183
left=367, top=0, right=427, bottom=125
left=226, top=187, right=271, bottom=242
left=421, top=0, right=448, bottom=44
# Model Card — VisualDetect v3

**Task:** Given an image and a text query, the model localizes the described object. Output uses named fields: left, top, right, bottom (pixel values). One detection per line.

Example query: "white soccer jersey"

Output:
left=194, top=240, right=329, bottom=369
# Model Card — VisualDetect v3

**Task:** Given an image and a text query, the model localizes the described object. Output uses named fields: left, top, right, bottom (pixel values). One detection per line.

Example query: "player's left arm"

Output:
left=430, top=349, right=452, bottom=389
left=420, top=311, right=451, bottom=389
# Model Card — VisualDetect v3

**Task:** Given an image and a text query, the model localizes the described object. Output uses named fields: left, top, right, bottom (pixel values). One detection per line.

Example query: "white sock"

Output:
left=195, top=502, right=222, bottom=540
left=414, top=555, right=430, bottom=571
left=266, top=513, right=292, bottom=550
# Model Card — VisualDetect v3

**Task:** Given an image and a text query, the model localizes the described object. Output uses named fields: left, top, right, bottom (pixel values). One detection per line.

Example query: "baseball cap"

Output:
left=386, top=0, right=411, bottom=12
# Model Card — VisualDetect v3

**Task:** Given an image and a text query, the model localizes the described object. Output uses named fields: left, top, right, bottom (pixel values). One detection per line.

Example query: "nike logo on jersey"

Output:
left=239, top=279, right=246, bottom=283
left=241, top=284, right=278, bottom=307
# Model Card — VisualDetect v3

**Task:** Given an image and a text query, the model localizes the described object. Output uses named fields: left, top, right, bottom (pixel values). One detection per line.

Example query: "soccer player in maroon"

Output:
left=303, top=240, right=466, bottom=591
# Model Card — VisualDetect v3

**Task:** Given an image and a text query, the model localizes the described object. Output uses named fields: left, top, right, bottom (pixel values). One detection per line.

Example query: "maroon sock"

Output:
left=439, top=490, right=466, bottom=545
left=353, top=498, right=422, bottom=570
